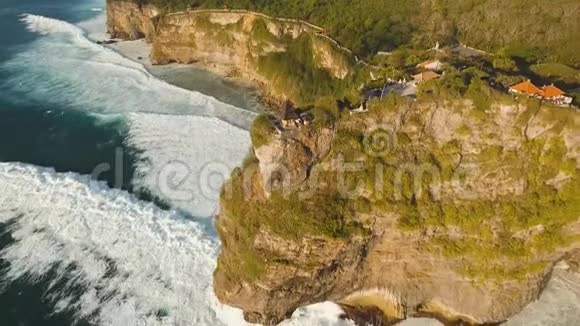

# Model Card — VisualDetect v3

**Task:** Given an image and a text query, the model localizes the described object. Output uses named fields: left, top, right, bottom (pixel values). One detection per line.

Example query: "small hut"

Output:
left=281, top=102, right=304, bottom=129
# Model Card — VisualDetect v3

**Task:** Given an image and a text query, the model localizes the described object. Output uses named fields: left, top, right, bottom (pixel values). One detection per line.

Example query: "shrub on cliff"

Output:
left=256, top=34, right=351, bottom=106
left=492, top=49, right=518, bottom=72
left=250, top=114, right=276, bottom=148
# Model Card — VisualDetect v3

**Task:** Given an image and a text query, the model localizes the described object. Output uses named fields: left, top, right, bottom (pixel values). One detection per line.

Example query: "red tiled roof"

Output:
left=510, top=81, right=542, bottom=95
left=541, top=84, right=566, bottom=98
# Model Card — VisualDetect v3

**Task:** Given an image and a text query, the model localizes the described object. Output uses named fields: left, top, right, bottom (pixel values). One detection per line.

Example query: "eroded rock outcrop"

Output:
left=105, top=2, right=580, bottom=324
left=106, top=0, right=158, bottom=40
left=215, top=99, right=580, bottom=324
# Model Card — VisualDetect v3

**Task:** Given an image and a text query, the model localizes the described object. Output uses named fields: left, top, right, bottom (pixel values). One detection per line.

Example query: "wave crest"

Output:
left=6, top=14, right=256, bottom=129
left=0, top=163, right=239, bottom=325
left=21, top=13, right=84, bottom=36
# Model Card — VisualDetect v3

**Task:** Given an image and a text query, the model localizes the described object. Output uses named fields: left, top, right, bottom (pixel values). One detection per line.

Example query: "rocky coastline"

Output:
left=105, top=1, right=580, bottom=325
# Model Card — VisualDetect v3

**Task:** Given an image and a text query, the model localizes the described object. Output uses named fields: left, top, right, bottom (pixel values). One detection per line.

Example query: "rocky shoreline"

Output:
left=103, top=1, right=580, bottom=325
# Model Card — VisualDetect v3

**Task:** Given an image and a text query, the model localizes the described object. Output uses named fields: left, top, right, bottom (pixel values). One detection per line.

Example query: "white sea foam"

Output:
left=21, top=13, right=86, bottom=35
left=0, top=163, right=353, bottom=326
left=2, top=14, right=255, bottom=129
left=0, top=11, right=350, bottom=326
left=0, top=163, right=237, bottom=325
left=126, top=112, right=251, bottom=217
left=76, top=11, right=108, bottom=40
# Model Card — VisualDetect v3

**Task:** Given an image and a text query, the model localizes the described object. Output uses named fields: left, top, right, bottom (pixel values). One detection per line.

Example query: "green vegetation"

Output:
left=256, top=33, right=357, bottom=106
left=456, top=124, right=472, bottom=136
left=443, top=0, right=579, bottom=67
left=228, top=80, right=579, bottom=282
left=530, top=63, right=580, bottom=86
left=249, top=114, right=276, bottom=148
left=128, top=0, right=580, bottom=66
left=143, top=0, right=580, bottom=285
left=193, top=14, right=239, bottom=46
left=218, top=161, right=368, bottom=281
left=250, top=18, right=280, bottom=44
left=417, top=65, right=504, bottom=108
left=492, top=49, right=518, bottom=72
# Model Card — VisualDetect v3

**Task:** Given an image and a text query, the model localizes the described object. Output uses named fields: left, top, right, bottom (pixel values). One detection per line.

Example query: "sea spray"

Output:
left=3, top=14, right=256, bottom=128
left=125, top=112, right=250, bottom=217
left=0, top=163, right=232, bottom=325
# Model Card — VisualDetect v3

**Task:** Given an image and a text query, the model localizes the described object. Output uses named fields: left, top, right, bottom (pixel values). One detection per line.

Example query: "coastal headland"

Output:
left=105, top=1, right=580, bottom=325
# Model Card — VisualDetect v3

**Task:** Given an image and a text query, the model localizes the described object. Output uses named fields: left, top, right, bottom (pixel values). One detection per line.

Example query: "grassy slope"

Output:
left=530, top=63, right=580, bottom=85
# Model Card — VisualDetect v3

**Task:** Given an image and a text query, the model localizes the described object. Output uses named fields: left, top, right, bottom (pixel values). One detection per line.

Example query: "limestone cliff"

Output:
left=106, top=2, right=580, bottom=324
left=106, top=0, right=158, bottom=40
left=215, top=97, right=580, bottom=324
left=106, top=1, right=355, bottom=104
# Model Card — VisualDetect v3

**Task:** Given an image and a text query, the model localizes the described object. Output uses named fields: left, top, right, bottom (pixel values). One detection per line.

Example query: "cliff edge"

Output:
left=215, top=96, right=580, bottom=324
left=106, top=0, right=355, bottom=106
left=105, top=1, right=580, bottom=324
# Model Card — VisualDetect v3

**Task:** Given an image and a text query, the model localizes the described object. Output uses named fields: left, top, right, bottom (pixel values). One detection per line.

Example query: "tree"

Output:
left=493, top=49, right=517, bottom=72
left=387, top=49, right=407, bottom=68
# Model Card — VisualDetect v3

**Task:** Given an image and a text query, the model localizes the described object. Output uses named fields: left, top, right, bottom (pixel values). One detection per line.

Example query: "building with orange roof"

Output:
left=509, top=80, right=542, bottom=96
left=540, top=84, right=566, bottom=98
left=509, top=81, right=572, bottom=107
left=417, top=59, right=444, bottom=72
left=541, top=84, right=573, bottom=106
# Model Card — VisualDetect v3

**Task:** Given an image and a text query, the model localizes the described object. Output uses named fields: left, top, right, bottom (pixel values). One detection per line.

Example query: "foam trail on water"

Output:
left=0, top=163, right=238, bottom=325
left=0, top=12, right=353, bottom=326
left=2, top=14, right=255, bottom=129
left=126, top=112, right=251, bottom=217
left=0, top=163, right=352, bottom=326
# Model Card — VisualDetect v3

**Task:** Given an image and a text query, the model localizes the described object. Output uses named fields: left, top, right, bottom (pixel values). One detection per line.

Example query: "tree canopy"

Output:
left=128, top=0, right=580, bottom=67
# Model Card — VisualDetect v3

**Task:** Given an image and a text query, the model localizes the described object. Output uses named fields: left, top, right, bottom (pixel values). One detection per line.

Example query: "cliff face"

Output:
left=106, top=2, right=354, bottom=103
left=151, top=11, right=352, bottom=77
left=106, top=2, right=580, bottom=324
left=106, top=0, right=159, bottom=40
left=215, top=98, right=580, bottom=324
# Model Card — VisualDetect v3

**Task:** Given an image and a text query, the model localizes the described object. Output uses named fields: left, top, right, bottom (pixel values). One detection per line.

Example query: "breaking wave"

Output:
left=126, top=112, right=250, bottom=217
left=0, top=163, right=239, bottom=325
left=1, top=14, right=256, bottom=129
left=0, top=163, right=353, bottom=326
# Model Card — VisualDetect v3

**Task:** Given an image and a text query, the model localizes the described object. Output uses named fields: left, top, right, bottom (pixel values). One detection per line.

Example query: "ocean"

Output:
left=0, top=1, right=578, bottom=326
